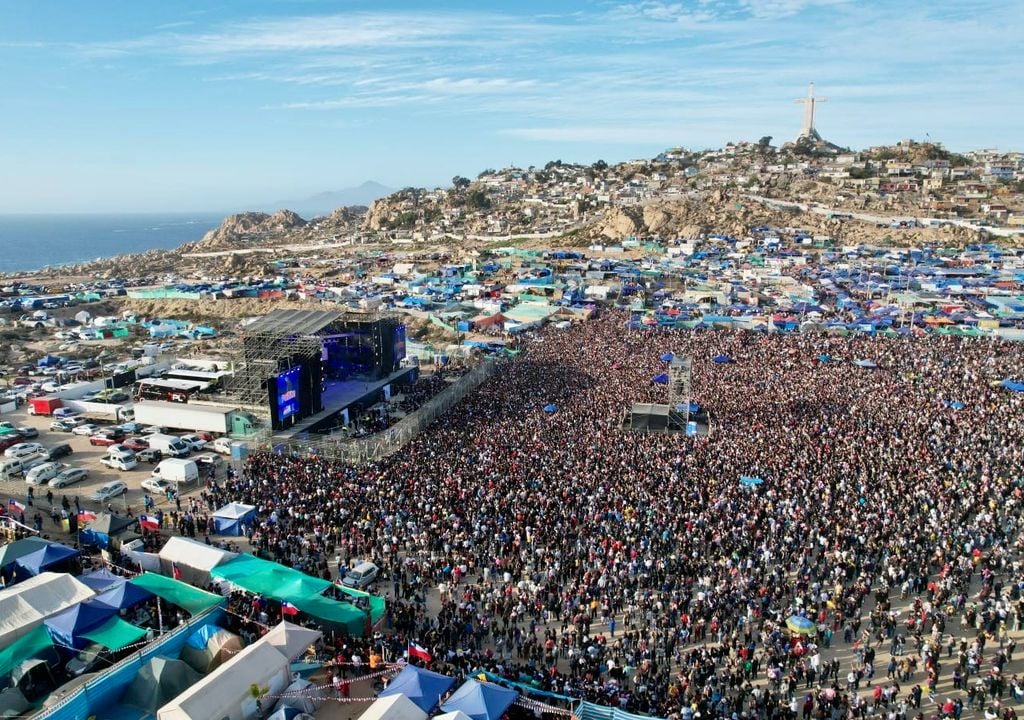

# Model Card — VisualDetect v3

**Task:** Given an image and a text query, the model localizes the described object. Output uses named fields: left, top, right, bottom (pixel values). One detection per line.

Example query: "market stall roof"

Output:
left=210, top=555, right=332, bottom=600
left=380, top=665, right=456, bottom=713
left=82, top=616, right=148, bottom=651
left=262, top=621, right=322, bottom=662
left=129, top=573, right=226, bottom=615
left=0, top=572, right=95, bottom=648
left=0, top=625, right=54, bottom=679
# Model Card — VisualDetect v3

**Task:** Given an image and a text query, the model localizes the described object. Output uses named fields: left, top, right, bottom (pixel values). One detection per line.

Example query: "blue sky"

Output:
left=0, top=0, right=1020, bottom=213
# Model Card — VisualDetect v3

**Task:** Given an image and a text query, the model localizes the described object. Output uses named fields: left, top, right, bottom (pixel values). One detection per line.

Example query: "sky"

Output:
left=0, top=0, right=1021, bottom=213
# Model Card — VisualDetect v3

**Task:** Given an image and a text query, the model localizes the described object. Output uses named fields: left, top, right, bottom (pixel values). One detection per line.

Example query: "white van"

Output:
left=0, top=453, right=47, bottom=480
left=100, top=450, right=137, bottom=472
left=26, top=461, right=63, bottom=485
left=151, top=458, right=199, bottom=486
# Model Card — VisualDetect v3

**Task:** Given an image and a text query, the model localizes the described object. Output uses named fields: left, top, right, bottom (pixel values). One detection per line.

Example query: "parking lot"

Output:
left=1, top=407, right=229, bottom=523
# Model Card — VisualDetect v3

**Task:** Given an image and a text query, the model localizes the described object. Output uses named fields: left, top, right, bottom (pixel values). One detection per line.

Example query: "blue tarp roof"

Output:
left=15, top=543, right=79, bottom=576
left=1002, top=379, right=1024, bottom=393
left=380, top=665, right=456, bottom=713
left=89, top=581, right=154, bottom=611
left=79, top=568, right=126, bottom=592
left=44, top=601, right=117, bottom=648
left=441, top=679, right=518, bottom=720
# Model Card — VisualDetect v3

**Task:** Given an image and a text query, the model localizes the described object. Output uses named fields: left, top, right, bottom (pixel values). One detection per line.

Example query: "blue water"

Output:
left=0, top=213, right=226, bottom=273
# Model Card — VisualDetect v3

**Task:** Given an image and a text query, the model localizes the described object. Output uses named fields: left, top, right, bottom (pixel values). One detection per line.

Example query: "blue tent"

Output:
left=1002, top=379, right=1024, bottom=393
left=739, top=475, right=764, bottom=487
left=659, top=352, right=674, bottom=362
left=652, top=373, right=669, bottom=384
left=44, top=602, right=117, bottom=649
left=440, top=679, right=518, bottom=720
left=943, top=401, right=966, bottom=410
left=380, top=665, right=456, bottom=713
left=818, top=354, right=831, bottom=362
left=211, top=502, right=257, bottom=536
left=712, top=354, right=731, bottom=364
left=89, top=581, right=154, bottom=611
left=15, top=543, right=79, bottom=576
left=543, top=404, right=557, bottom=413
left=79, top=568, right=125, bottom=592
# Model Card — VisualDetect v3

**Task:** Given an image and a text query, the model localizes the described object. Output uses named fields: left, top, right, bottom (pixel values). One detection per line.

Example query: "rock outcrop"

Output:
left=195, top=210, right=307, bottom=249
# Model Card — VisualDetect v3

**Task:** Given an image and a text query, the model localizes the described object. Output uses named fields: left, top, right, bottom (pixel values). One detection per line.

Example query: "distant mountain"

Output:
left=268, top=181, right=395, bottom=217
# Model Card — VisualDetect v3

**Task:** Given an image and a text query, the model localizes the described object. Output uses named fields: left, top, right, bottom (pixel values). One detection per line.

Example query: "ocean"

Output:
left=0, top=213, right=226, bottom=274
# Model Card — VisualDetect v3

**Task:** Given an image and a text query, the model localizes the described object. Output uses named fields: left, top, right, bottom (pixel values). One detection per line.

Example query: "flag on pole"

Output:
left=8, top=499, right=26, bottom=513
left=281, top=601, right=299, bottom=617
left=172, top=562, right=182, bottom=581
left=138, top=514, right=159, bottom=530
left=408, top=642, right=432, bottom=663
left=77, top=510, right=97, bottom=523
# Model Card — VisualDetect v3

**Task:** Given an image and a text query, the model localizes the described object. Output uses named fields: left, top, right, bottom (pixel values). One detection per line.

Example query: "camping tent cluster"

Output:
left=0, top=538, right=80, bottom=585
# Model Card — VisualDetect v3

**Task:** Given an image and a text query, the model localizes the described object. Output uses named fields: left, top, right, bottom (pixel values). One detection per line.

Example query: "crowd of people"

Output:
left=210, top=311, right=1024, bottom=719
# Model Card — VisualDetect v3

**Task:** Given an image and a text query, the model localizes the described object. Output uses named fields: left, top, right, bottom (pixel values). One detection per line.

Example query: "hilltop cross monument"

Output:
left=794, top=82, right=826, bottom=140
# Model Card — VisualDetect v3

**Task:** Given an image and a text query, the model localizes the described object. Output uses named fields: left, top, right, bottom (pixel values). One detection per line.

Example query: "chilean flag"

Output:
left=408, top=642, right=432, bottom=663
left=281, top=601, right=299, bottom=617
left=77, top=510, right=97, bottom=523
left=8, top=499, right=26, bottom=513
left=172, top=562, right=182, bottom=581
left=139, top=514, right=159, bottom=531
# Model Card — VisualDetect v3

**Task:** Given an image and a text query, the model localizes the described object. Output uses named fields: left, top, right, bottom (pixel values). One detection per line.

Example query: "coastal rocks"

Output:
left=196, top=210, right=307, bottom=249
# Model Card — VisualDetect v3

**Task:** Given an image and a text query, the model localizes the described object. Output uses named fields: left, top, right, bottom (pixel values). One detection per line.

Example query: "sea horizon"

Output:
left=0, top=212, right=226, bottom=274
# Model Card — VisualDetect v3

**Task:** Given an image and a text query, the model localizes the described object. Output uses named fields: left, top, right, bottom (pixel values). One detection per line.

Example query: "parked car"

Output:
left=66, top=643, right=114, bottom=677
left=140, top=426, right=166, bottom=436
left=52, top=408, right=79, bottom=419
left=140, top=476, right=172, bottom=494
left=179, top=434, right=208, bottom=451
left=16, top=426, right=38, bottom=439
left=72, top=424, right=101, bottom=436
left=341, top=561, right=380, bottom=588
left=46, top=442, right=74, bottom=460
left=49, top=420, right=75, bottom=433
left=117, top=422, right=144, bottom=434
left=193, top=453, right=221, bottom=470
left=89, top=434, right=120, bottom=447
left=4, top=442, right=45, bottom=459
left=49, top=467, right=89, bottom=488
left=89, top=481, right=128, bottom=502
left=122, top=437, right=149, bottom=451
left=136, top=448, right=163, bottom=463
left=211, top=437, right=233, bottom=455
left=25, top=461, right=64, bottom=486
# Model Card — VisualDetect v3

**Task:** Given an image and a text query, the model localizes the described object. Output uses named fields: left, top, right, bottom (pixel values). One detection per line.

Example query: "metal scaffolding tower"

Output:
left=229, top=329, right=323, bottom=417
left=667, top=355, right=693, bottom=429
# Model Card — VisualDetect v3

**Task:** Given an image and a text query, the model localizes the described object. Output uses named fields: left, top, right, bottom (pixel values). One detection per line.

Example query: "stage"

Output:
left=621, top=402, right=711, bottom=436
left=273, top=366, right=416, bottom=441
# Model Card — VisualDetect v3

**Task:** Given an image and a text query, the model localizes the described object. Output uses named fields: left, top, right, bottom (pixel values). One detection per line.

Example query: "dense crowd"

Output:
left=217, top=312, right=1024, bottom=719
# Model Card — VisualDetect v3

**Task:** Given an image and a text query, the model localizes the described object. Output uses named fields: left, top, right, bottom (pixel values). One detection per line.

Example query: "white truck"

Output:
left=145, top=433, right=191, bottom=458
left=150, top=458, right=198, bottom=487
left=132, top=400, right=244, bottom=434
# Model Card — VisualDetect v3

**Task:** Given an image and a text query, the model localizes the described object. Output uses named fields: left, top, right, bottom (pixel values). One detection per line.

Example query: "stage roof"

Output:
left=243, top=309, right=345, bottom=336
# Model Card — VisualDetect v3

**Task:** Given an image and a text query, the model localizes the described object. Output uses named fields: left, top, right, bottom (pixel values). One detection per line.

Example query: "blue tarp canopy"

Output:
left=543, top=404, right=557, bottom=413
left=854, top=359, right=878, bottom=369
left=652, top=373, right=669, bottom=384
left=818, top=354, right=831, bottom=362
left=1002, top=379, right=1024, bottom=393
left=89, top=580, right=154, bottom=611
left=441, top=679, right=518, bottom=720
left=739, top=475, right=764, bottom=486
left=44, top=601, right=117, bottom=649
left=380, top=665, right=456, bottom=713
left=659, top=352, right=674, bottom=362
left=712, top=354, right=731, bottom=364
left=78, top=568, right=125, bottom=591
left=944, top=401, right=966, bottom=410
left=14, top=543, right=79, bottom=576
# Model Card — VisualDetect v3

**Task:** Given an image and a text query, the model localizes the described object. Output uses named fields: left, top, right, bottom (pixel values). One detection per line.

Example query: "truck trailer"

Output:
left=132, top=400, right=252, bottom=435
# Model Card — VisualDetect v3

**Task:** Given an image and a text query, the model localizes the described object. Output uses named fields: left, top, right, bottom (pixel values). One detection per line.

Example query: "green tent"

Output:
left=209, top=555, right=332, bottom=600
left=337, top=585, right=386, bottom=624
left=129, top=573, right=225, bottom=615
left=0, top=625, right=54, bottom=678
left=82, top=616, right=148, bottom=651
left=290, top=595, right=366, bottom=635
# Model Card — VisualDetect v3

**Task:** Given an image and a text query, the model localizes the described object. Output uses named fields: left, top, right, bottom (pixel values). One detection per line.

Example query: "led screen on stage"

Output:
left=276, top=366, right=302, bottom=421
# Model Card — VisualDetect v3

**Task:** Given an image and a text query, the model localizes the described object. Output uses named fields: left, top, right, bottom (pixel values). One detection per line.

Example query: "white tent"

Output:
left=158, top=537, right=237, bottom=585
left=262, top=621, right=322, bottom=662
left=358, top=695, right=427, bottom=720
left=157, top=638, right=290, bottom=720
left=434, top=712, right=474, bottom=720
left=0, top=572, right=95, bottom=648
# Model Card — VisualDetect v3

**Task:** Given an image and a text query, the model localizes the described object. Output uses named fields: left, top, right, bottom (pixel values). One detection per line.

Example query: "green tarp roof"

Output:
left=209, top=555, right=332, bottom=600
left=290, top=595, right=366, bottom=635
left=0, top=625, right=53, bottom=678
left=129, top=573, right=225, bottom=615
left=337, top=585, right=386, bottom=624
left=82, top=616, right=147, bottom=651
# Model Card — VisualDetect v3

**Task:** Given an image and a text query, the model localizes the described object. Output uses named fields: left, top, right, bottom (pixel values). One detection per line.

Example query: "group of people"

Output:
left=203, top=311, right=1024, bottom=719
